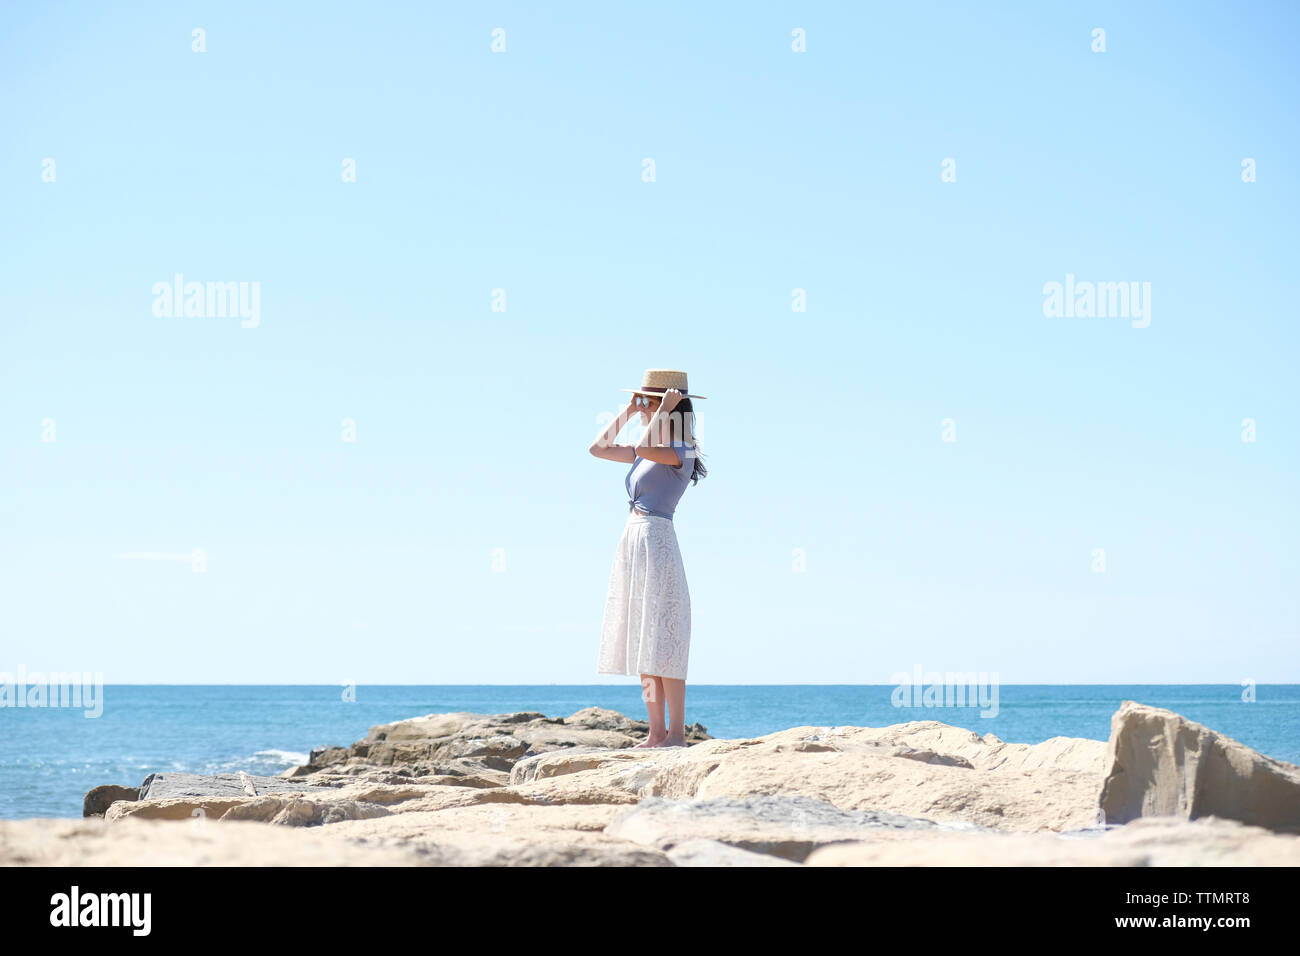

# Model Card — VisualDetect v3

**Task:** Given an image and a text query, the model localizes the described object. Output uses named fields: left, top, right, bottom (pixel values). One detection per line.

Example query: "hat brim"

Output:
left=621, top=388, right=707, bottom=400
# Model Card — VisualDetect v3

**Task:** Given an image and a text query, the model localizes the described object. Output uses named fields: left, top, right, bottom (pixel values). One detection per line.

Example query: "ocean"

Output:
left=2, top=684, right=1297, bottom=820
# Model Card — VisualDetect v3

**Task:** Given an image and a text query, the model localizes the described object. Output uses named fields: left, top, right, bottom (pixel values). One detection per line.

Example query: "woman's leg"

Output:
left=634, top=674, right=667, bottom=748
left=660, top=677, right=687, bottom=746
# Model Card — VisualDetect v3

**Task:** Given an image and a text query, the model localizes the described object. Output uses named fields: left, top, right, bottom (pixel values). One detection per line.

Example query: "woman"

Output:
left=589, top=369, right=708, bottom=748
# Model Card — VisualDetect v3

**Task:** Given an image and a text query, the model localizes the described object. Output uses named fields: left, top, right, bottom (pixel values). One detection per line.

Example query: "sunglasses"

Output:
left=634, top=395, right=660, bottom=408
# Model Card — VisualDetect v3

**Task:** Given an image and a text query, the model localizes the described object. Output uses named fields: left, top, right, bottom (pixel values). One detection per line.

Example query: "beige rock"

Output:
left=604, top=794, right=945, bottom=862
left=805, top=816, right=1300, bottom=866
left=1100, top=701, right=1300, bottom=833
left=512, top=722, right=1108, bottom=832
left=0, top=816, right=427, bottom=866
left=326, top=803, right=673, bottom=866
left=343, top=708, right=706, bottom=766
left=220, top=796, right=392, bottom=826
left=105, top=797, right=252, bottom=823
left=40, top=703, right=1296, bottom=867
left=665, top=838, right=802, bottom=866
left=101, top=713, right=1111, bottom=834
left=280, top=708, right=709, bottom=790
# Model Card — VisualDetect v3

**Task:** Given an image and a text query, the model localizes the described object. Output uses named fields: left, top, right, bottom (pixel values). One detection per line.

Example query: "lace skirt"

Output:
left=597, top=512, right=692, bottom=680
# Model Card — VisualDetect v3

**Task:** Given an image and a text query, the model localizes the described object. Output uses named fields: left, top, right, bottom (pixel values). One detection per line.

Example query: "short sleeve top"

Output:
left=625, top=441, right=695, bottom=520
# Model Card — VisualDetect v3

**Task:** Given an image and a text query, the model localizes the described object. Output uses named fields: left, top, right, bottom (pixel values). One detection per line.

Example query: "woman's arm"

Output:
left=634, top=389, right=684, bottom=466
left=588, top=399, right=638, bottom=462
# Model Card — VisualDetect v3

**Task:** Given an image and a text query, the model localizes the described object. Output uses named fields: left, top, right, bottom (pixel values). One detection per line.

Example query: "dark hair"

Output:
left=670, top=398, right=708, bottom=484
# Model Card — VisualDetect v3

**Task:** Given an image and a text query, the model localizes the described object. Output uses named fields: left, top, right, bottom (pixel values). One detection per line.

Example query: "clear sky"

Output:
left=1, top=1, right=1296, bottom=684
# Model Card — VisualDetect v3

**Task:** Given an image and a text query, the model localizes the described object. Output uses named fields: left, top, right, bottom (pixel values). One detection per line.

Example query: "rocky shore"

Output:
left=3, top=701, right=1298, bottom=866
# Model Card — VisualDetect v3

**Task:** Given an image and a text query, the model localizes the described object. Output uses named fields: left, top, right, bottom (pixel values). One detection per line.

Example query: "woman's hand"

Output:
left=589, top=395, right=641, bottom=462
left=660, top=388, right=683, bottom=412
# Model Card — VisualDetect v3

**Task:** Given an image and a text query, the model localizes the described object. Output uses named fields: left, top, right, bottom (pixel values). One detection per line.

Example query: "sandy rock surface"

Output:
left=4, top=701, right=1297, bottom=866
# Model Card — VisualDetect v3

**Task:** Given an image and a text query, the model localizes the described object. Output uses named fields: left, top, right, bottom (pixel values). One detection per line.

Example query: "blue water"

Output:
left=2, top=684, right=1296, bottom=820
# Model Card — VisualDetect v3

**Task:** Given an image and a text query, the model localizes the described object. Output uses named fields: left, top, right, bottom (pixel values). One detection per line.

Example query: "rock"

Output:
left=9, top=809, right=1299, bottom=867
left=664, top=838, right=803, bottom=867
left=890, top=747, right=974, bottom=769
left=103, top=773, right=352, bottom=824
left=82, top=785, right=140, bottom=818
left=805, top=815, right=1300, bottom=866
left=275, top=708, right=711, bottom=791
left=325, top=802, right=675, bottom=866
left=509, top=746, right=629, bottom=783
left=49, top=703, right=1298, bottom=867
left=0, top=817, right=428, bottom=866
left=220, top=796, right=392, bottom=826
left=562, top=706, right=709, bottom=741
left=307, top=746, right=349, bottom=768
left=139, top=772, right=335, bottom=801
left=561, top=707, right=646, bottom=734
left=82, top=708, right=1105, bottom=842
left=106, top=797, right=255, bottom=823
left=604, top=794, right=948, bottom=862
left=1099, top=701, right=1300, bottom=833
left=510, top=723, right=1107, bottom=832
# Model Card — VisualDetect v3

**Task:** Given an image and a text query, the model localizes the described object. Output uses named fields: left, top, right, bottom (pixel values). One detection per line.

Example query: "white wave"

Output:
left=250, top=749, right=309, bottom=765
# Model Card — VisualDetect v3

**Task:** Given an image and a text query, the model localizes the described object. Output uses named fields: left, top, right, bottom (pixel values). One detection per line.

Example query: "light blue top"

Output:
left=625, top=441, right=695, bottom=519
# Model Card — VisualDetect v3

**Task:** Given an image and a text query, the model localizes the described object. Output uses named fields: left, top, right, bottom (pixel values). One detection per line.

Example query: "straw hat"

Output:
left=620, top=369, right=707, bottom=400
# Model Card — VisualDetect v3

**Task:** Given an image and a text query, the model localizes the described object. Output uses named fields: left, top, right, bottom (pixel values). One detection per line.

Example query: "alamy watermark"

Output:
left=152, top=273, right=260, bottom=328
left=50, top=886, right=150, bottom=936
left=1043, top=274, right=1150, bottom=328
left=890, top=665, right=999, bottom=718
left=1, top=667, right=103, bottom=718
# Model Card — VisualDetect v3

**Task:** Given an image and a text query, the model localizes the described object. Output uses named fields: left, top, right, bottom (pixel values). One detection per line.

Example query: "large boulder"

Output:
left=1099, top=701, right=1300, bottom=832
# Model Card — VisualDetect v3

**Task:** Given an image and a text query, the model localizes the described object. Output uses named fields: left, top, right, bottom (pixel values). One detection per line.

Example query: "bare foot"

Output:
left=634, top=735, right=666, bottom=749
left=658, top=734, right=687, bottom=748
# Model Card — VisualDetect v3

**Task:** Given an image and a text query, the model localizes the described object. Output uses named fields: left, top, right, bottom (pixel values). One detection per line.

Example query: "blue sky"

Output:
left=1, top=1, right=1296, bottom=683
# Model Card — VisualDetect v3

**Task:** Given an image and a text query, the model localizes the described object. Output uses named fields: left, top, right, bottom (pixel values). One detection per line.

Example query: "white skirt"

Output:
left=597, top=512, right=692, bottom=680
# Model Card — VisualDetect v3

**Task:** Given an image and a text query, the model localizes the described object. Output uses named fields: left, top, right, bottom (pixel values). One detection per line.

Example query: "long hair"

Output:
left=670, top=398, right=708, bottom=485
